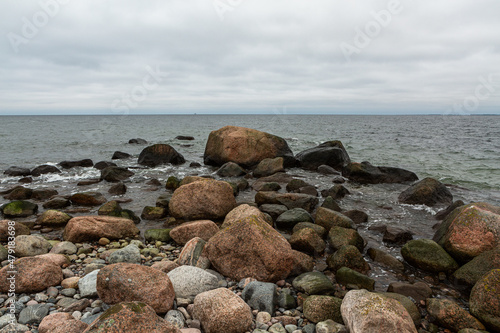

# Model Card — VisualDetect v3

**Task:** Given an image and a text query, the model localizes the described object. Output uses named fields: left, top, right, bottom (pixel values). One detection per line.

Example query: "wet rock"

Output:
left=292, top=222, right=326, bottom=238
left=205, top=215, right=295, bottom=282
left=3, top=166, right=31, bottom=177
left=129, top=138, right=148, bottom=144
left=141, top=206, right=167, bottom=220
left=193, top=288, right=253, bottom=333
left=259, top=204, right=288, bottom=221
left=398, top=177, right=452, bottom=206
left=327, top=245, right=370, bottom=274
left=138, top=144, right=185, bottom=167
left=112, top=151, right=131, bottom=159
left=435, top=200, right=465, bottom=220
left=387, top=281, right=432, bottom=303
left=342, top=161, right=418, bottom=184
left=156, top=193, right=171, bottom=208
left=175, top=135, right=194, bottom=140
left=93, top=161, right=117, bottom=170
left=470, top=269, right=500, bottom=332
left=84, top=302, right=181, bottom=332
left=43, top=197, right=70, bottom=209
left=321, top=185, right=350, bottom=200
left=32, top=188, right=58, bottom=200
left=289, top=228, right=326, bottom=254
left=38, top=312, right=89, bottom=333
left=0, top=257, right=63, bottom=293
left=100, top=166, right=134, bottom=182
left=303, top=295, right=343, bottom=324
left=3, top=186, right=32, bottom=200
left=216, top=162, right=246, bottom=177
left=253, top=181, right=281, bottom=192
left=452, top=246, right=500, bottom=288
left=177, top=237, right=210, bottom=268
left=144, top=228, right=171, bottom=243
left=97, top=263, right=176, bottom=313
left=165, top=176, right=181, bottom=190
left=341, top=289, right=417, bottom=333
left=296, top=141, right=350, bottom=171
left=401, top=239, right=459, bottom=273
left=0, top=220, right=30, bottom=241
left=255, top=192, right=319, bottom=213
left=426, top=298, right=485, bottom=332
left=315, top=207, right=354, bottom=232
left=276, top=208, right=313, bottom=229
left=433, top=202, right=500, bottom=263
left=379, top=292, right=421, bottom=325
left=169, top=179, right=236, bottom=220
left=292, top=272, right=335, bottom=295
left=343, top=210, right=368, bottom=224
left=31, top=164, right=61, bottom=177
left=328, top=227, right=364, bottom=252
left=36, top=209, right=72, bottom=227
left=367, top=248, right=404, bottom=272
left=18, top=177, right=32, bottom=183
left=321, top=196, right=341, bottom=212
left=286, top=179, right=311, bottom=192
left=70, top=192, right=106, bottom=206
left=108, top=182, right=127, bottom=195
left=167, top=266, right=219, bottom=302
left=317, top=165, right=341, bottom=175
left=14, top=235, right=51, bottom=257
left=108, top=244, right=141, bottom=264
left=59, top=159, right=93, bottom=169
left=335, top=267, right=374, bottom=290
left=63, top=216, right=139, bottom=243
left=1, top=200, right=38, bottom=218
left=383, top=226, right=413, bottom=245
left=170, top=220, right=219, bottom=245
left=98, top=200, right=123, bottom=217
left=203, top=126, right=294, bottom=168
left=253, top=157, right=285, bottom=178
left=290, top=250, right=315, bottom=276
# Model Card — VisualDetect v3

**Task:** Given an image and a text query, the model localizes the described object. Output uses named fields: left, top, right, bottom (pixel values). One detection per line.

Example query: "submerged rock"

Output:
left=100, top=166, right=134, bottom=182
left=31, top=164, right=61, bottom=177
left=128, top=138, right=148, bottom=144
left=112, top=151, right=131, bottom=159
left=59, top=159, right=93, bottom=169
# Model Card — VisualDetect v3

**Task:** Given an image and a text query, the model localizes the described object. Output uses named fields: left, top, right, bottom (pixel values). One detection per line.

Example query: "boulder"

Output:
left=321, top=196, right=341, bottom=212
left=241, top=281, right=278, bottom=315
left=327, top=245, right=370, bottom=274
left=203, top=126, right=294, bottom=168
left=63, top=216, right=139, bottom=243
left=343, top=210, right=369, bottom=224
left=276, top=208, right=313, bottom=229
left=222, top=204, right=272, bottom=229
left=98, top=200, right=122, bottom=217
left=50, top=241, right=77, bottom=255
left=112, top=151, right=131, bottom=159
left=33, top=188, right=59, bottom=201
left=255, top=192, right=318, bottom=213
left=341, top=289, right=418, bottom=333
left=216, top=162, right=246, bottom=177
left=453, top=246, right=500, bottom=287
left=296, top=141, right=350, bottom=171
left=383, top=226, right=413, bottom=245
left=3, top=186, right=32, bottom=200
left=1, top=200, right=38, bottom=218
left=303, top=295, right=343, bottom=324
left=193, top=288, right=253, bottom=333
left=175, top=135, right=194, bottom=140
left=259, top=204, right=288, bottom=221
left=169, top=180, right=236, bottom=220
left=138, top=144, right=185, bottom=167
left=170, top=220, right=219, bottom=245
left=335, top=267, right=375, bottom=290
left=314, top=207, right=354, bottom=232
left=14, top=235, right=51, bottom=257
left=0, top=220, right=30, bottom=241
left=100, top=166, right=134, bottom=182
left=398, top=177, right=452, bottom=206
left=59, top=159, right=93, bottom=169
left=253, top=157, right=285, bottom=178
left=426, top=298, right=485, bottom=332
left=3, top=166, right=31, bottom=177
left=18, top=303, right=50, bottom=325
left=39, top=312, right=89, bottom=333
left=108, top=182, right=127, bottom=195
left=167, top=266, right=219, bottom=302
left=379, top=292, right=421, bottom=326
left=321, top=185, right=349, bottom=200
left=108, top=244, right=141, bottom=264
left=83, top=302, right=181, bottom=333
left=93, top=161, right=117, bottom=170
left=42, top=197, right=70, bottom=209
left=328, top=226, right=365, bottom=252
left=289, top=228, right=326, bottom=254
left=36, top=210, right=72, bottom=227
left=387, top=281, right=432, bottom=303
left=205, top=214, right=295, bottom=282
left=128, top=138, right=148, bottom=144
left=151, top=260, right=179, bottom=274
left=0, top=257, right=63, bottom=293
left=401, top=239, right=459, bottom=273
left=177, top=237, right=210, bottom=268
left=367, top=248, right=405, bottom=272
left=31, top=164, right=61, bottom=177
left=292, top=222, right=326, bottom=238
left=286, top=179, right=311, bottom=192
left=290, top=250, right=315, bottom=276
left=70, top=192, right=106, bottom=206
left=96, top=263, right=175, bottom=313
left=342, top=161, right=418, bottom=184
left=470, top=269, right=500, bottom=332
left=292, top=272, right=335, bottom=295
left=433, top=202, right=500, bottom=263
left=435, top=200, right=465, bottom=220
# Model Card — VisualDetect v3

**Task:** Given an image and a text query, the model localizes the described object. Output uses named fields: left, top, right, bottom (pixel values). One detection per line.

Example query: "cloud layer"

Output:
left=1, top=0, right=499, bottom=114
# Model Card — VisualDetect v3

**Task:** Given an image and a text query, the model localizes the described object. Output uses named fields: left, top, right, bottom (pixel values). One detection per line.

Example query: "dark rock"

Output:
left=4, top=166, right=31, bottom=177
left=342, top=161, right=418, bottom=184
left=100, top=166, right=134, bottom=182
left=343, top=210, right=368, bottom=224
left=147, top=179, right=162, bottom=186
left=332, top=176, right=346, bottom=184
left=297, top=185, right=318, bottom=196
left=292, top=272, right=335, bottom=295
left=321, top=196, right=341, bottom=212
left=289, top=227, right=326, bottom=254
left=435, top=200, right=465, bottom=220
left=70, top=192, right=107, bottom=206
left=314, top=207, right=354, bottom=232
left=398, top=177, right=453, bottom=206
left=286, top=179, right=311, bottom=192
left=259, top=204, right=288, bottom=221
left=401, top=239, right=459, bottom=273
left=18, top=177, right=33, bottom=183
left=253, top=182, right=281, bottom=192
left=317, top=165, right=340, bottom=175
left=3, top=186, right=32, bottom=200
left=98, top=200, right=123, bottom=217
left=109, top=182, right=127, bottom=195
left=93, top=161, right=117, bottom=170
left=141, top=206, right=167, bottom=220
left=253, top=157, right=285, bottom=178
left=165, top=176, right=180, bottom=190
left=255, top=192, right=318, bottom=213
left=112, top=151, right=132, bottom=159
left=156, top=193, right=171, bottom=208
left=328, top=227, right=365, bottom=252
left=296, top=141, right=350, bottom=171
left=175, top=135, right=195, bottom=140
left=241, top=281, right=278, bottom=315
left=276, top=208, right=313, bottom=229
left=383, top=226, right=413, bottom=245
left=452, top=246, right=500, bottom=288
left=120, top=209, right=141, bottom=224
left=43, top=197, right=70, bottom=209
left=18, top=304, right=50, bottom=325
left=327, top=245, right=369, bottom=274
left=321, top=185, right=350, bottom=200
left=427, top=298, right=485, bottom=332
left=367, top=248, right=404, bottom=272
left=1, top=200, right=38, bottom=218
left=189, top=162, right=201, bottom=168
left=128, top=138, right=148, bottom=144
left=59, top=159, right=93, bottom=169
left=138, top=144, right=185, bottom=167
left=278, top=288, right=297, bottom=310
left=32, top=189, right=58, bottom=200
left=77, top=179, right=101, bottom=186
left=387, top=281, right=432, bottom=303
left=31, top=165, right=61, bottom=177
left=335, top=267, right=374, bottom=291
left=216, top=162, right=246, bottom=177
left=292, top=222, right=326, bottom=238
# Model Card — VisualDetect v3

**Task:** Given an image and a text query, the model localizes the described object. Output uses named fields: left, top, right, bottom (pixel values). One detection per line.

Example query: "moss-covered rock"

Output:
left=470, top=269, right=500, bottom=332
left=335, top=266, right=374, bottom=291
left=165, top=176, right=180, bottom=190
left=36, top=210, right=72, bottom=227
left=289, top=228, right=326, bottom=254
left=144, top=229, right=171, bottom=243
left=314, top=207, right=354, bottom=232
left=1, top=200, right=38, bottom=218
left=98, top=201, right=123, bottom=217
left=398, top=177, right=452, bottom=206
left=303, top=295, right=343, bottom=324
left=141, top=206, right=167, bottom=220
left=426, top=298, right=485, bottom=332
left=401, top=239, right=459, bottom=273
left=327, top=245, right=370, bottom=274
left=292, top=272, right=335, bottom=295
left=276, top=208, right=313, bottom=229
left=292, top=222, right=326, bottom=238
left=453, top=246, right=500, bottom=288
left=328, top=226, right=364, bottom=251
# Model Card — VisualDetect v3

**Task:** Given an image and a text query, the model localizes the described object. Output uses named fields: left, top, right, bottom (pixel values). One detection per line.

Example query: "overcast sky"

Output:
left=1, top=0, right=499, bottom=115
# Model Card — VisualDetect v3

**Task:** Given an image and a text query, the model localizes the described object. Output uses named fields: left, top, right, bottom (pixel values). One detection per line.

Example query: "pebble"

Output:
left=47, top=287, right=59, bottom=298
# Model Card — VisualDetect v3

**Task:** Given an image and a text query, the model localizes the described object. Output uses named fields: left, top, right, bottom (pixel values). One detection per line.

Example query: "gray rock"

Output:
left=276, top=208, right=313, bottom=229
left=167, top=266, right=219, bottom=302
left=316, top=319, right=347, bottom=333
left=269, top=323, right=287, bottom=333
left=164, top=310, right=185, bottom=328
left=259, top=204, right=288, bottom=221
left=278, top=288, right=296, bottom=310
left=14, top=235, right=51, bottom=257
left=50, top=241, right=77, bottom=255
left=285, top=325, right=298, bottom=333
left=108, top=244, right=141, bottom=264
left=81, top=313, right=101, bottom=325
left=17, top=296, right=30, bottom=304
left=61, top=288, right=77, bottom=297
left=241, top=281, right=278, bottom=315
left=78, top=269, right=99, bottom=298
left=0, top=315, right=15, bottom=330
left=302, top=323, right=316, bottom=333
left=0, top=323, right=30, bottom=333
left=18, top=304, right=49, bottom=325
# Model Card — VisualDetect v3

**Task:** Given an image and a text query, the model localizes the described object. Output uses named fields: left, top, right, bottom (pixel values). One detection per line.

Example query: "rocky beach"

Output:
left=1, top=125, right=499, bottom=333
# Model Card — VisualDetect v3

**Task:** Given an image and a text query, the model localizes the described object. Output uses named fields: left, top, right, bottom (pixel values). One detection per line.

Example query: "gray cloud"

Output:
left=1, top=0, right=499, bottom=114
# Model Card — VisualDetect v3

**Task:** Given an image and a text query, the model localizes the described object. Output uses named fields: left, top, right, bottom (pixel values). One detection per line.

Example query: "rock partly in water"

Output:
left=253, top=157, right=285, bottom=178
left=255, top=192, right=319, bottom=213
left=276, top=208, right=313, bottom=229
left=112, top=151, right=132, bottom=159
left=315, top=207, right=354, bottom=232
left=387, top=281, right=433, bottom=303
left=36, top=209, right=72, bottom=227
left=31, top=165, right=61, bottom=177
left=3, top=166, right=31, bottom=177
left=342, top=161, right=418, bottom=184
left=100, top=166, right=134, bottom=182
left=138, top=144, right=185, bottom=167
left=296, top=141, right=350, bottom=171
left=401, top=239, right=459, bottom=274
left=1, top=200, right=38, bottom=218
left=70, top=192, right=106, bottom=206
left=129, top=138, right=148, bottom=144
left=216, top=162, right=246, bottom=177
left=59, top=159, right=93, bottom=169
left=398, top=177, right=452, bottom=206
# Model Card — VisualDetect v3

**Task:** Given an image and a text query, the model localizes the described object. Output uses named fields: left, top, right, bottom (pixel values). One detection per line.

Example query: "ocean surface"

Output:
left=1, top=114, right=499, bottom=290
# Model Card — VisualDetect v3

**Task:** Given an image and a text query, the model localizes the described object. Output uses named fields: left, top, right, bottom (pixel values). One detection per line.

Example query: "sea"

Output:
left=0, top=114, right=499, bottom=290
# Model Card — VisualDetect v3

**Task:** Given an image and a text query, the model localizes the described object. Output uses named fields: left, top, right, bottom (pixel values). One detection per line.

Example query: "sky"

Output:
left=0, top=0, right=499, bottom=115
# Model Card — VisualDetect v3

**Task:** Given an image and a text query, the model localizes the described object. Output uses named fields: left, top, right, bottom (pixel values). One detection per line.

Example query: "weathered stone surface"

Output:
left=398, top=177, right=452, bottom=206
left=31, top=164, right=61, bottom=177
left=193, top=288, right=253, bottom=333
left=367, top=248, right=405, bottom=272
left=0, top=257, right=62, bottom=293
left=83, top=302, right=181, bottom=333
left=401, top=239, right=459, bottom=273
left=203, top=126, right=294, bottom=168
left=321, top=185, right=350, bottom=200
left=70, top=192, right=107, bottom=206
left=327, top=245, right=370, bottom=274
left=335, top=267, right=374, bottom=291
left=434, top=202, right=500, bottom=263
left=470, top=269, right=500, bottom=332
left=177, top=237, right=210, bottom=269
left=276, top=208, right=313, bottom=229
left=151, top=260, right=179, bottom=274
left=292, top=222, right=326, bottom=238
left=1, top=200, right=38, bottom=218
left=315, top=207, right=354, bottom=232
left=292, top=272, right=335, bottom=295
left=100, top=166, right=134, bottom=182
left=144, top=229, right=171, bottom=243
left=222, top=204, right=271, bottom=229
left=255, top=192, right=318, bottom=213
left=453, top=246, right=500, bottom=287
left=170, top=220, right=219, bottom=245
left=289, top=227, right=326, bottom=254
left=138, top=144, right=185, bottom=167
left=3, top=186, right=32, bottom=200
left=328, top=227, right=364, bottom=252
left=108, top=244, right=141, bottom=264
left=18, top=304, right=50, bottom=325
left=342, top=161, right=418, bottom=184
left=14, top=235, right=51, bottom=257
left=108, top=182, right=127, bottom=195
left=97, top=263, right=175, bottom=313
left=36, top=209, right=72, bottom=227
left=0, top=220, right=30, bottom=241
left=216, top=161, right=247, bottom=177
left=169, top=180, right=236, bottom=220
left=205, top=215, right=295, bottom=282
left=303, top=295, right=343, bottom=324
left=253, top=157, right=285, bottom=178
left=296, top=141, right=350, bottom=171
left=63, top=216, right=139, bottom=243
left=39, top=312, right=89, bottom=333
left=241, top=281, right=278, bottom=315
left=341, top=289, right=418, bottom=333
left=78, top=270, right=99, bottom=298
left=387, top=281, right=432, bottom=303
left=379, top=292, right=421, bottom=326
left=290, top=250, right=315, bottom=276
left=427, top=298, right=485, bottom=332
left=167, top=266, right=219, bottom=302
